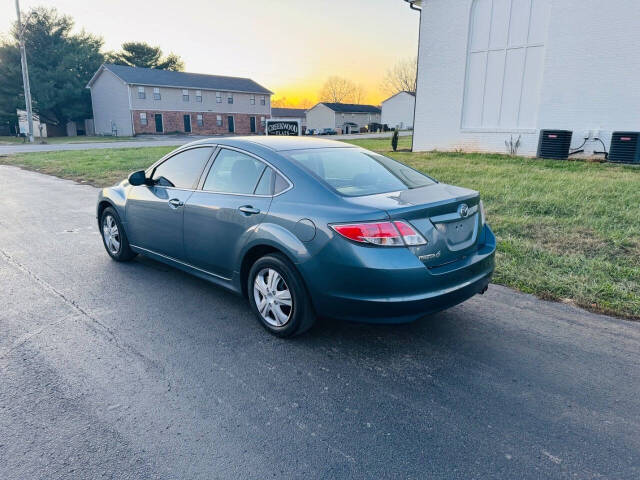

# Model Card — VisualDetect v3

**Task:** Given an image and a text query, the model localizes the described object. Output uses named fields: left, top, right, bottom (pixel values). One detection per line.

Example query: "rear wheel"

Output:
left=248, top=254, right=315, bottom=337
left=100, top=206, right=136, bottom=261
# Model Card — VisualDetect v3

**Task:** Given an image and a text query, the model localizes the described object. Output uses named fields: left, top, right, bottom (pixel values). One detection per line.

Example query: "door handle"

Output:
left=168, top=198, right=184, bottom=209
left=238, top=205, right=260, bottom=215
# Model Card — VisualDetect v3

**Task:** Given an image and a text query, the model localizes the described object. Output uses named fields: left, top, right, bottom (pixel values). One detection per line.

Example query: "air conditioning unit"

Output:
left=537, top=130, right=573, bottom=160
left=608, top=132, right=640, bottom=163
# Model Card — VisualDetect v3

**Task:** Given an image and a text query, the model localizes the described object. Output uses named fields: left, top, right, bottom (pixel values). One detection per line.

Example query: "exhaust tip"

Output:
left=479, top=285, right=489, bottom=295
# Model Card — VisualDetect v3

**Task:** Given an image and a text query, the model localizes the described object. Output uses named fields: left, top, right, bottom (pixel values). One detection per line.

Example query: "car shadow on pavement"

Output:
left=131, top=254, right=469, bottom=354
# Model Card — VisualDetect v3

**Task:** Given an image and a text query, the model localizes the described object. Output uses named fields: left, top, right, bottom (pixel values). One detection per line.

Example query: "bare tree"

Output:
left=381, top=56, right=417, bottom=95
left=319, top=76, right=360, bottom=103
left=351, top=84, right=366, bottom=104
left=271, top=96, right=314, bottom=109
left=271, top=96, right=289, bottom=108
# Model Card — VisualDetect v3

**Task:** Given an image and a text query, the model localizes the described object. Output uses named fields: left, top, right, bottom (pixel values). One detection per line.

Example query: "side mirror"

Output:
left=128, top=170, right=147, bottom=186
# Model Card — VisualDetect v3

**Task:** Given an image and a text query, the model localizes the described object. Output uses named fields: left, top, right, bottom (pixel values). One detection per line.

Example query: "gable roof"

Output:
left=271, top=108, right=307, bottom=118
left=381, top=91, right=416, bottom=103
left=87, top=64, right=272, bottom=94
left=318, top=102, right=381, bottom=114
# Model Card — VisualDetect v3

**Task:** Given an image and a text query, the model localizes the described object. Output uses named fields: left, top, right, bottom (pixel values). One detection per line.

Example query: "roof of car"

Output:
left=187, top=136, right=356, bottom=152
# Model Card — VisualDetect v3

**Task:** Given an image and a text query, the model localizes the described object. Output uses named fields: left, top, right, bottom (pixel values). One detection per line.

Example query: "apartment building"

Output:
left=87, top=64, right=272, bottom=136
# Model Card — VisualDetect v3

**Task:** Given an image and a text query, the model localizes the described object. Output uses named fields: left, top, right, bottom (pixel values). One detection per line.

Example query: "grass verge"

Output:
left=1, top=136, right=638, bottom=319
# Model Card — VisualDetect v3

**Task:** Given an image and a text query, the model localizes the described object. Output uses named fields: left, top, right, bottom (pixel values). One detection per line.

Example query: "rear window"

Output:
left=285, top=148, right=435, bottom=196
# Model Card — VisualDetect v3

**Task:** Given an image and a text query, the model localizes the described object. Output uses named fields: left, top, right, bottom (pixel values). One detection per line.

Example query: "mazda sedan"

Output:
left=97, top=137, right=495, bottom=336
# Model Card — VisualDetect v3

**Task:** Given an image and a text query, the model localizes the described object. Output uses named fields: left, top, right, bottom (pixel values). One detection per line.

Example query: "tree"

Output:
left=319, top=76, right=365, bottom=104
left=109, top=42, right=184, bottom=71
left=0, top=7, right=104, bottom=127
left=351, top=84, right=366, bottom=104
left=272, top=96, right=314, bottom=109
left=381, top=56, right=417, bottom=95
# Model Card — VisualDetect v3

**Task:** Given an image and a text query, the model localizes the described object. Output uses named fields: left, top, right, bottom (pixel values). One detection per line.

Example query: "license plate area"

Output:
left=433, top=214, right=478, bottom=251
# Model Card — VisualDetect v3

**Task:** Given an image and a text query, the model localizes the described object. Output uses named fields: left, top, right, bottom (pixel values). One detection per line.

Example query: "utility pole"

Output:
left=15, top=0, right=34, bottom=143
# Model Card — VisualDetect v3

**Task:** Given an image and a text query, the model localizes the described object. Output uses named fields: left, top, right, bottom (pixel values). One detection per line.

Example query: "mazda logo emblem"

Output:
left=458, top=203, right=469, bottom=218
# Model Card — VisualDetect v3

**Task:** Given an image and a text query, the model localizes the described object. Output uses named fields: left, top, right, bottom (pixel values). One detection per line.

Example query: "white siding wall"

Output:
left=89, top=69, right=133, bottom=136
left=334, top=112, right=380, bottom=130
left=381, top=92, right=416, bottom=129
left=413, top=0, right=640, bottom=156
left=129, top=86, right=270, bottom=115
left=306, top=104, right=336, bottom=130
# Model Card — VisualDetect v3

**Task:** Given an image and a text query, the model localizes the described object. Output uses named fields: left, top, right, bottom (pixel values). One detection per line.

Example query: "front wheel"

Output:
left=247, top=254, right=315, bottom=337
left=100, top=206, right=136, bottom=261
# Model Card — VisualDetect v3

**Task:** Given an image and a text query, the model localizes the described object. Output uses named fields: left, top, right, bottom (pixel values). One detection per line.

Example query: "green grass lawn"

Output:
left=1, top=136, right=638, bottom=319
left=0, top=135, right=135, bottom=145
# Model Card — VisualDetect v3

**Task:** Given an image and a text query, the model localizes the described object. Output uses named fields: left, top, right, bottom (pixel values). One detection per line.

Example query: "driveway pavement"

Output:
left=1, top=165, right=638, bottom=479
left=0, top=132, right=410, bottom=155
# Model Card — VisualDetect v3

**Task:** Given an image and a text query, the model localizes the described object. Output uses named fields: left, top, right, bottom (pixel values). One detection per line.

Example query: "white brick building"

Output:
left=407, top=0, right=640, bottom=156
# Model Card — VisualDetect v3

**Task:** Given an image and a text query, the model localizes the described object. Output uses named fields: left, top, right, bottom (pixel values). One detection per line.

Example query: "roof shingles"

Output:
left=94, top=63, right=272, bottom=94
left=320, top=102, right=381, bottom=114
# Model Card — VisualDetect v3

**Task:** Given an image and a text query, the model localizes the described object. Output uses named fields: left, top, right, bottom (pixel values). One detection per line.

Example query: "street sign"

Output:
left=266, top=119, right=300, bottom=136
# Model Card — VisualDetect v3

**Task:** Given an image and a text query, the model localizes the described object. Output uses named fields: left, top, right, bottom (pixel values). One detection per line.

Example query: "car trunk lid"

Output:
left=345, top=183, right=482, bottom=266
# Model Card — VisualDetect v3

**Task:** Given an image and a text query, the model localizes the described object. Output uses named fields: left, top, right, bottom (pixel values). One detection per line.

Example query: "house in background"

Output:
left=306, top=103, right=381, bottom=134
left=407, top=0, right=640, bottom=156
left=271, top=107, right=307, bottom=132
left=87, top=64, right=272, bottom=136
left=381, top=91, right=415, bottom=130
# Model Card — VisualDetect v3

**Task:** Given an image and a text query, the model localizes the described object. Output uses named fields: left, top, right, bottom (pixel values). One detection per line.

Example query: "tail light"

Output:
left=331, top=220, right=427, bottom=247
left=479, top=200, right=486, bottom=226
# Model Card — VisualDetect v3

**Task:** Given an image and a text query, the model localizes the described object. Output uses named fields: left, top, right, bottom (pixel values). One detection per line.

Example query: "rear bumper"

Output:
left=302, top=225, right=496, bottom=324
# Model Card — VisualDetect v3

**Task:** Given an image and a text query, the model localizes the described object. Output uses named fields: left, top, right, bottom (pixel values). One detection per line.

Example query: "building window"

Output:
left=216, top=115, right=222, bottom=127
left=260, top=116, right=266, bottom=127
left=462, top=0, right=551, bottom=129
left=250, top=95, right=255, bottom=105
left=227, top=93, right=233, bottom=104
left=140, top=112, right=147, bottom=126
left=197, top=114, right=203, bottom=127
left=182, top=89, right=189, bottom=101
left=137, top=86, right=145, bottom=99
left=216, top=92, right=222, bottom=103
left=153, top=87, right=161, bottom=100
left=195, top=90, right=202, bottom=102
left=260, top=96, right=266, bottom=106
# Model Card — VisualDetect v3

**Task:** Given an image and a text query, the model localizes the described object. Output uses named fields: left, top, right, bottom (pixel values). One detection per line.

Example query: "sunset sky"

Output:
left=1, top=0, right=419, bottom=106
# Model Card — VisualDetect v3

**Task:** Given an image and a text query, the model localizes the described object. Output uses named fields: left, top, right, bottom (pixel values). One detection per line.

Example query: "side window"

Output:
left=254, top=167, right=274, bottom=195
left=203, top=149, right=266, bottom=194
left=151, top=147, right=213, bottom=189
left=274, top=173, right=289, bottom=194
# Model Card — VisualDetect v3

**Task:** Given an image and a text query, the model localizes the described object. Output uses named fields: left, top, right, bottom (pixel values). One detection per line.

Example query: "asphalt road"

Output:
left=1, top=165, right=639, bottom=480
left=0, top=131, right=411, bottom=155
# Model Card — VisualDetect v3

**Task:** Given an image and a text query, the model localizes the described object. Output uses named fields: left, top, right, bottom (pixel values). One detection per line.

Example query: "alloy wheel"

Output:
left=102, top=214, right=121, bottom=255
left=253, top=268, right=293, bottom=327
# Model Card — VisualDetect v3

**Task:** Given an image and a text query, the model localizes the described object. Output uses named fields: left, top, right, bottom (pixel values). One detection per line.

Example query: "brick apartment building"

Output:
left=87, top=64, right=272, bottom=136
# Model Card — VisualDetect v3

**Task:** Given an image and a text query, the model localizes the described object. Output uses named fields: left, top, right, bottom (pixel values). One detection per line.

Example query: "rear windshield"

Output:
left=285, top=147, right=436, bottom=196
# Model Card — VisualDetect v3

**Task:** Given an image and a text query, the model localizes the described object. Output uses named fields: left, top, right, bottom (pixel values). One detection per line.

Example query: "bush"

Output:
left=391, top=129, right=399, bottom=152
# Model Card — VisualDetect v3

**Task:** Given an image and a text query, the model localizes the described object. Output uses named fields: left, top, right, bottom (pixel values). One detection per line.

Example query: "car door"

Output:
left=183, top=147, right=277, bottom=279
left=125, top=146, right=214, bottom=260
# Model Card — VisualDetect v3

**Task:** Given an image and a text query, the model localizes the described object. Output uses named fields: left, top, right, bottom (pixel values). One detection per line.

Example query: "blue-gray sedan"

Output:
left=97, top=137, right=495, bottom=336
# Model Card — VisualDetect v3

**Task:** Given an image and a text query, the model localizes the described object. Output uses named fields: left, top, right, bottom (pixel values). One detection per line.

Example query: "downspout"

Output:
left=404, top=1, right=422, bottom=152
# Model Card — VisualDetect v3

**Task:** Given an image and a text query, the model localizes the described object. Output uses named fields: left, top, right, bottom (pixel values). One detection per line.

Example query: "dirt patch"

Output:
left=512, top=223, right=640, bottom=261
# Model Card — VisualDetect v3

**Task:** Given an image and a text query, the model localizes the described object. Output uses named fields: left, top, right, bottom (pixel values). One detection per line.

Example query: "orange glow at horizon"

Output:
left=2, top=0, right=419, bottom=107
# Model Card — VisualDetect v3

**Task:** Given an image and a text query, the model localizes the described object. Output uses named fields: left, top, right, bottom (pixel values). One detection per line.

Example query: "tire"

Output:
left=100, top=206, right=136, bottom=262
left=247, top=253, right=316, bottom=337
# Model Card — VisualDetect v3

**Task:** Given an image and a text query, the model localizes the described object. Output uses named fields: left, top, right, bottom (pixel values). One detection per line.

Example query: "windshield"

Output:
left=285, top=147, right=436, bottom=196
